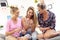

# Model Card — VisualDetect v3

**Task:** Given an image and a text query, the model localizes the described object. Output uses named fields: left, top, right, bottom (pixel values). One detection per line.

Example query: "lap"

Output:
left=20, top=32, right=31, bottom=39
left=44, top=29, right=56, bottom=38
left=5, top=36, right=17, bottom=40
left=44, top=29, right=56, bottom=35
left=20, top=31, right=37, bottom=39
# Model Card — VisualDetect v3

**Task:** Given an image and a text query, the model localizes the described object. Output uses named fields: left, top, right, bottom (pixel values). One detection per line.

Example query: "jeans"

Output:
left=20, top=31, right=38, bottom=40
left=31, top=31, right=38, bottom=40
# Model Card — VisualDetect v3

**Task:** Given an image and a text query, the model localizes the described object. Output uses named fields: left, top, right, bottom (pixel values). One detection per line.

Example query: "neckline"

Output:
left=11, top=18, right=18, bottom=25
left=39, top=12, right=50, bottom=22
left=43, top=12, right=50, bottom=22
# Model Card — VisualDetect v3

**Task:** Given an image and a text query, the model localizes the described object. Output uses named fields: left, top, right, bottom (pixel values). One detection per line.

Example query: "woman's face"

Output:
left=27, top=10, right=34, bottom=18
left=12, top=10, right=19, bottom=18
left=38, top=7, right=45, bottom=14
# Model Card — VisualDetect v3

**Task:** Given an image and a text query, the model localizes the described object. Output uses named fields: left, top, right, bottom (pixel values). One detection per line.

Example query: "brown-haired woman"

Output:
left=19, top=7, right=37, bottom=40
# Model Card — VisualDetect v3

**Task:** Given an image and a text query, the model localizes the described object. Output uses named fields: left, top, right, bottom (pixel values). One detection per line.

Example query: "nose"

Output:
left=30, top=13, right=33, bottom=16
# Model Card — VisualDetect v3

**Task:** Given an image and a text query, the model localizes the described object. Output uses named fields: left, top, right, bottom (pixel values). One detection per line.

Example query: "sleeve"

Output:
left=38, top=14, right=43, bottom=27
left=50, top=13, right=56, bottom=29
left=38, top=14, right=40, bottom=25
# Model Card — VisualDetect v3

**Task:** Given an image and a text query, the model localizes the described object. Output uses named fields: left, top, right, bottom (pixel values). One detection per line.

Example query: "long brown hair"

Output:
left=26, top=7, right=37, bottom=32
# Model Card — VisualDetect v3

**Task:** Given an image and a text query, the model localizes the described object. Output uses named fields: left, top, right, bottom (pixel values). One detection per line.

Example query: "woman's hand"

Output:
left=14, top=27, right=22, bottom=32
left=6, top=27, right=22, bottom=36
left=40, top=27, right=50, bottom=31
left=21, top=30, right=26, bottom=34
left=40, top=27, right=45, bottom=31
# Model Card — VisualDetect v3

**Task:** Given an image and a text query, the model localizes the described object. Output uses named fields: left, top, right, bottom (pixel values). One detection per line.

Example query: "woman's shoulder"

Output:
left=21, top=17, right=26, bottom=20
left=47, top=10, right=55, bottom=15
left=7, top=19, right=12, bottom=22
left=47, top=10, right=55, bottom=17
left=7, top=19, right=12, bottom=24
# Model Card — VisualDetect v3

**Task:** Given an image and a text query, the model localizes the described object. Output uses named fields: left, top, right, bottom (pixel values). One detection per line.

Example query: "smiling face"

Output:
left=27, top=9, right=34, bottom=18
left=37, top=3, right=46, bottom=14
left=38, top=6, right=45, bottom=14
left=27, top=7, right=34, bottom=19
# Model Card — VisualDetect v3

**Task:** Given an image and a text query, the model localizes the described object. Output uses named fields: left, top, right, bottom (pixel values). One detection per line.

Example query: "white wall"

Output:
left=0, top=7, right=10, bottom=34
left=53, top=0, right=60, bottom=31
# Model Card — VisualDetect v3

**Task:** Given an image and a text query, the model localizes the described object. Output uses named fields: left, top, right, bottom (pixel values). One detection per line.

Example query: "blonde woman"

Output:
left=6, top=6, right=22, bottom=40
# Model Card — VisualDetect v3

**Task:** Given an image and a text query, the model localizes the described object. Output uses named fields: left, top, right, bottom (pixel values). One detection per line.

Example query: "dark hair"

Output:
left=37, top=3, right=46, bottom=9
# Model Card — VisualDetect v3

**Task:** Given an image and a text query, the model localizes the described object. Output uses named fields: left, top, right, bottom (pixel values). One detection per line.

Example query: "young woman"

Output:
left=19, top=7, right=37, bottom=40
left=6, top=6, right=22, bottom=40
left=37, top=0, right=60, bottom=40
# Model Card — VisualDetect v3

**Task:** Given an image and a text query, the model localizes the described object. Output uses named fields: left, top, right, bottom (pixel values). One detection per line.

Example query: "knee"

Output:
left=32, top=35, right=37, bottom=40
left=32, top=33, right=37, bottom=39
left=44, top=34, right=51, bottom=39
left=37, top=34, right=44, bottom=39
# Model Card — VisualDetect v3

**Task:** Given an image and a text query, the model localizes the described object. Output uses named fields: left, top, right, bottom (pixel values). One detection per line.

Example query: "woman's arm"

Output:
left=6, top=29, right=17, bottom=36
left=31, top=24, right=35, bottom=32
left=21, top=18, right=28, bottom=31
left=40, top=27, right=50, bottom=31
left=6, top=28, right=21, bottom=36
left=50, top=12, right=56, bottom=29
left=6, top=20, right=21, bottom=36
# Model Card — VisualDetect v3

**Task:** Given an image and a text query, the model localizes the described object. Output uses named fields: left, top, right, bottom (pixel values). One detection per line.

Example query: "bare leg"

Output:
left=44, top=29, right=59, bottom=39
left=37, top=34, right=44, bottom=40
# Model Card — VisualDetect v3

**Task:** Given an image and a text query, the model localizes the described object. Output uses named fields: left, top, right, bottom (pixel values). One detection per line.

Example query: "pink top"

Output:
left=6, top=18, right=22, bottom=37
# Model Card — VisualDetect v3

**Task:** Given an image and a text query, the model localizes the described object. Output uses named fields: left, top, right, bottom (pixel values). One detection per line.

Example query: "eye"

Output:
left=29, top=12, right=31, bottom=13
left=38, top=9, right=40, bottom=12
left=29, top=12, right=32, bottom=13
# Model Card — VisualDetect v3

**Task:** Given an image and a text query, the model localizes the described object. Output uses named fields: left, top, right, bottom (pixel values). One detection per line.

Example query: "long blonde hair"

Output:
left=26, top=7, right=37, bottom=32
